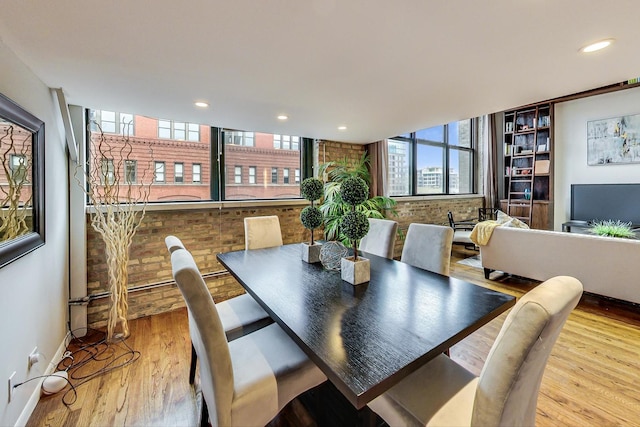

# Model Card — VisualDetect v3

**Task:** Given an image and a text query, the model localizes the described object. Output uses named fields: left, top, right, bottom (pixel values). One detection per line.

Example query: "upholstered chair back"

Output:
left=472, top=275, right=583, bottom=426
left=401, top=223, right=454, bottom=275
left=171, top=249, right=234, bottom=427
left=244, top=215, right=284, bottom=250
left=359, top=218, right=399, bottom=259
left=165, top=235, right=186, bottom=253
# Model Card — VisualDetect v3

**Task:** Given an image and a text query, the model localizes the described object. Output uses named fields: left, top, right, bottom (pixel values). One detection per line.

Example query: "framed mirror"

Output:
left=0, top=92, right=45, bottom=268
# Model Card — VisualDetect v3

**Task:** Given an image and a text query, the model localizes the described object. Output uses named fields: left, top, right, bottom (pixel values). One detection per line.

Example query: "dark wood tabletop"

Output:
left=217, top=243, right=515, bottom=409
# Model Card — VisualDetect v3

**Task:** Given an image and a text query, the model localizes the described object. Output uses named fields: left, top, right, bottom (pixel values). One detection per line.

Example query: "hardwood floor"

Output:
left=27, top=247, right=640, bottom=426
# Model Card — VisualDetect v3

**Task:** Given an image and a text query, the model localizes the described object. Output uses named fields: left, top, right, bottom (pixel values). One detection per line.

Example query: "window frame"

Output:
left=124, top=159, right=137, bottom=184
left=158, top=120, right=200, bottom=141
left=389, top=119, right=477, bottom=196
left=154, top=161, right=165, bottom=183
left=192, top=163, right=201, bottom=183
left=174, top=162, right=184, bottom=183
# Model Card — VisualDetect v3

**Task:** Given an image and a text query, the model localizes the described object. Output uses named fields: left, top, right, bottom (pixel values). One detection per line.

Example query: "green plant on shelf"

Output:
left=589, top=220, right=636, bottom=239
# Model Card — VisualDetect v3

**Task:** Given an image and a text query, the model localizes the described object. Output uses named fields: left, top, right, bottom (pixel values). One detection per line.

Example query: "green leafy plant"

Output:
left=300, top=177, right=324, bottom=244
left=589, top=220, right=636, bottom=239
left=318, top=152, right=397, bottom=246
left=339, top=177, right=370, bottom=261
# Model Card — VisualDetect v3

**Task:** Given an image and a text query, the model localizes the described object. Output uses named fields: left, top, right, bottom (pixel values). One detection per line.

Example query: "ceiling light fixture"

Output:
left=277, top=114, right=289, bottom=120
left=338, top=125, right=347, bottom=131
left=194, top=101, right=209, bottom=108
left=580, top=39, right=614, bottom=53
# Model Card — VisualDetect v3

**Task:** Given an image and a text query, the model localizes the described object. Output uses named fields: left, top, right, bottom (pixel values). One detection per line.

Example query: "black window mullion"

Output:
left=211, top=127, right=222, bottom=201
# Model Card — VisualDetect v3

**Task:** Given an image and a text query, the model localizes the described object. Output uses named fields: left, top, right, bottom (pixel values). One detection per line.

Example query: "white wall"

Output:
left=554, top=86, right=640, bottom=230
left=0, top=40, right=69, bottom=425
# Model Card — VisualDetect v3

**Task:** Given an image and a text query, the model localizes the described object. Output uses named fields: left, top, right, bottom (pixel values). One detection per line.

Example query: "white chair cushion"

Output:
left=217, top=293, right=273, bottom=341
left=453, top=229, right=473, bottom=244
left=229, top=323, right=327, bottom=427
left=368, top=354, right=477, bottom=427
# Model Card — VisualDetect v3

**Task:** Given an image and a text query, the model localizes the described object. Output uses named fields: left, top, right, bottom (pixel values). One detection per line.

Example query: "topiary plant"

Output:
left=300, top=177, right=324, bottom=244
left=589, top=220, right=636, bottom=239
left=318, top=153, right=397, bottom=245
left=339, top=176, right=370, bottom=261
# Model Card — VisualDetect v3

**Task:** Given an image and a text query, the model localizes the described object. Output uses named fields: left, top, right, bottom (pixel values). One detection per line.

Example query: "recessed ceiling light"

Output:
left=194, top=101, right=209, bottom=108
left=338, top=125, right=347, bottom=131
left=277, top=114, right=289, bottom=120
left=580, top=39, right=615, bottom=53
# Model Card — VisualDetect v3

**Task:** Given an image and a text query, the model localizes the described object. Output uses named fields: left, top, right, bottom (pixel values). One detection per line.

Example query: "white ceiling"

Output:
left=1, top=1, right=639, bottom=143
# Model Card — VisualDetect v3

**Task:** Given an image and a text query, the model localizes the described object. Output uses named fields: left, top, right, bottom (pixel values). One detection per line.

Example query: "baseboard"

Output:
left=14, top=335, right=69, bottom=427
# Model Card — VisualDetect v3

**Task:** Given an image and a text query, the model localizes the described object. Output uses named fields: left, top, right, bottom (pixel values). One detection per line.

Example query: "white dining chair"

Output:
left=170, top=248, right=327, bottom=427
left=164, top=235, right=272, bottom=384
left=358, top=218, right=399, bottom=259
left=244, top=215, right=283, bottom=250
left=401, top=223, right=454, bottom=275
left=368, top=275, right=583, bottom=427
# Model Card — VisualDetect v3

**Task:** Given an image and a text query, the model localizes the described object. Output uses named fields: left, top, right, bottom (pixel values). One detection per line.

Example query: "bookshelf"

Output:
left=501, top=103, right=553, bottom=229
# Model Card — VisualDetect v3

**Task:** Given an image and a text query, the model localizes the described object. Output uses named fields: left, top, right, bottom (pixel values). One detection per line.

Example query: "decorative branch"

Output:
left=0, top=123, right=32, bottom=241
left=76, top=120, right=154, bottom=341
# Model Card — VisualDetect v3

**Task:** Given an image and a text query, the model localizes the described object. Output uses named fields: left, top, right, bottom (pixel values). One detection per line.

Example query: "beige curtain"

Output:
left=484, top=114, right=499, bottom=208
left=366, top=140, right=389, bottom=197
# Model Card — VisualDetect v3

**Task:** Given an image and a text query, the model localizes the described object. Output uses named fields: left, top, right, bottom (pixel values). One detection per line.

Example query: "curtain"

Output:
left=483, top=114, right=499, bottom=209
left=366, top=140, right=389, bottom=197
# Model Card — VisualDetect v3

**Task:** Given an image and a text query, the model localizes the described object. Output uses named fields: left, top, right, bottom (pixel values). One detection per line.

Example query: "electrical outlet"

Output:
left=28, top=346, right=39, bottom=370
left=8, top=371, right=16, bottom=403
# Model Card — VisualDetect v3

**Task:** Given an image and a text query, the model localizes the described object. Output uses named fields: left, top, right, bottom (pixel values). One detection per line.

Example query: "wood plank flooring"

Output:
left=27, top=247, right=640, bottom=426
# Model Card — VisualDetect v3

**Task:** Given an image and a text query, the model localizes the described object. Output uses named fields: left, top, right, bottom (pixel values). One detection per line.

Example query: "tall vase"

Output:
left=104, top=231, right=131, bottom=342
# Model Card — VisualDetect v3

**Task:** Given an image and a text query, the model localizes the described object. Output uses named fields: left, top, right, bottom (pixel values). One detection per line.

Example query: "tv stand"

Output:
left=562, top=220, right=590, bottom=233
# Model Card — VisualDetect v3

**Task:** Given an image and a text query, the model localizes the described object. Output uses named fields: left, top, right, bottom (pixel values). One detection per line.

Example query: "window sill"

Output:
left=86, top=198, right=308, bottom=213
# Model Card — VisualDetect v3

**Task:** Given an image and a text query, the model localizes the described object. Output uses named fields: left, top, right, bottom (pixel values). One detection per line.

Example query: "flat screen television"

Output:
left=571, top=183, right=640, bottom=224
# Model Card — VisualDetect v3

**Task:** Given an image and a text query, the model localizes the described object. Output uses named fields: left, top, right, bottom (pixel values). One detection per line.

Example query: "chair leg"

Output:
left=189, top=343, right=197, bottom=385
left=200, top=393, right=209, bottom=427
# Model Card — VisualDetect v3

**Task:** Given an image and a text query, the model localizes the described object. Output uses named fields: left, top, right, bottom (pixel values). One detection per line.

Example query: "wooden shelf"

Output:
left=501, top=102, right=554, bottom=229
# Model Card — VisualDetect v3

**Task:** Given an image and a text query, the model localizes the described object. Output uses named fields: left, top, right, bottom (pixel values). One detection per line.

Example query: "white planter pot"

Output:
left=301, top=242, right=322, bottom=263
left=341, top=256, right=370, bottom=285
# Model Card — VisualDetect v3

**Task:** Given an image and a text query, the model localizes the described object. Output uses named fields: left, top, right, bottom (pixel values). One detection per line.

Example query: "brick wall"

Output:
left=85, top=139, right=483, bottom=326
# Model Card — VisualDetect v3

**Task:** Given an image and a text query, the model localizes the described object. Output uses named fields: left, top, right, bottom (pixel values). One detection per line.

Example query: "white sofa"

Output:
left=480, top=226, right=640, bottom=305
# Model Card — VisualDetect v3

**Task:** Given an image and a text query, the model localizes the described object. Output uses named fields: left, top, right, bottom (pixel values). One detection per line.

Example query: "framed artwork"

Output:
left=587, top=113, right=640, bottom=165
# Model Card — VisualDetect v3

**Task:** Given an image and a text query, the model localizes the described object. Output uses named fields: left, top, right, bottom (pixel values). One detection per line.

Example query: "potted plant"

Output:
left=300, top=177, right=324, bottom=263
left=339, top=176, right=371, bottom=285
left=589, top=220, right=636, bottom=239
left=318, top=153, right=397, bottom=245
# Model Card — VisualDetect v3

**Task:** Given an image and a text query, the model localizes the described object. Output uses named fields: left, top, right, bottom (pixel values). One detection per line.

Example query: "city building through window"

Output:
left=387, top=119, right=475, bottom=196
left=87, top=110, right=309, bottom=203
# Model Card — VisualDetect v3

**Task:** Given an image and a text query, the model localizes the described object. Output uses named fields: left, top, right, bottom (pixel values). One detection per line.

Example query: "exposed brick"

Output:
left=86, top=139, right=484, bottom=326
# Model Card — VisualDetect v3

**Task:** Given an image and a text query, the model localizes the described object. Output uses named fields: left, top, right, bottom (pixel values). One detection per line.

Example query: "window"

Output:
left=86, top=109, right=312, bottom=203
left=91, top=110, right=134, bottom=135
left=223, top=129, right=303, bottom=200
left=224, top=130, right=254, bottom=147
left=273, top=134, right=300, bottom=150
left=188, top=123, right=199, bottom=141
left=175, top=162, right=184, bottom=183
left=125, top=160, right=137, bottom=184
left=155, top=161, right=165, bottom=183
left=193, top=164, right=201, bottom=183
left=158, top=120, right=200, bottom=141
left=10, top=154, right=28, bottom=183
left=388, top=119, right=475, bottom=196
left=101, top=159, right=115, bottom=185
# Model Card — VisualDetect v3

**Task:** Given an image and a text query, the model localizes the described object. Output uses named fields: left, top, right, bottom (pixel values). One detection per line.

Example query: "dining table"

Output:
left=217, top=243, right=516, bottom=412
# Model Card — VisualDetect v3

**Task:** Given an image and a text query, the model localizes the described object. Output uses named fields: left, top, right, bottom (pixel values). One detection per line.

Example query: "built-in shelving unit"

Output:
left=500, top=103, right=553, bottom=229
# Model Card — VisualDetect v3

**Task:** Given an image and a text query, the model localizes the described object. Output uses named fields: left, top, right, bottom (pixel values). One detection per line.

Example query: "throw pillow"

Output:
left=496, top=210, right=530, bottom=229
